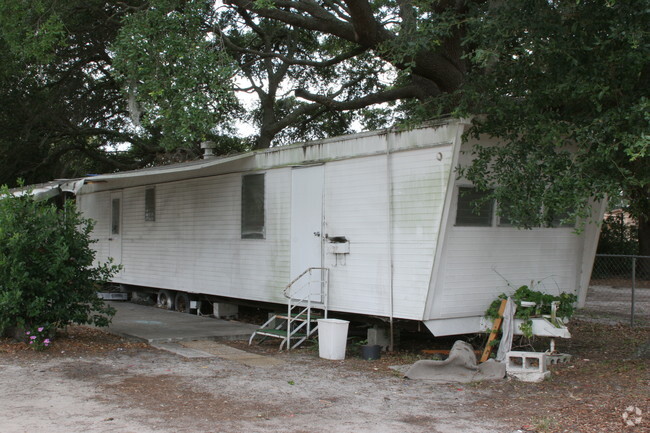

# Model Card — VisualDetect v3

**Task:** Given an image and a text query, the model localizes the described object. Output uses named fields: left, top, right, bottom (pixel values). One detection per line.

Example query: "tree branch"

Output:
left=322, top=0, right=350, bottom=21
left=343, top=0, right=381, bottom=45
left=397, top=0, right=417, bottom=37
left=225, top=0, right=358, bottom=41
left=225, top=0, right=466, bottom=93
left=218, top=28, right=367, bottom=67
left=295, top=75, right=440, bottom=111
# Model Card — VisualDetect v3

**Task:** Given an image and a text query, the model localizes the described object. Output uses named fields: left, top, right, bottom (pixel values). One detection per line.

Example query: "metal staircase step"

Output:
left=275, top=313, right=322, bottom=321
left=254, top=328, right=307, bottom=339
left=249, top=267, right=329, bottom=350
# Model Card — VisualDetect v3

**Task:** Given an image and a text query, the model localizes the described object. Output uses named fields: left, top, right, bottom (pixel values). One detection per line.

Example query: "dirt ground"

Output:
left=474, top=319, right=649, bottom=433
left=0, top=318, right=648, bottom=433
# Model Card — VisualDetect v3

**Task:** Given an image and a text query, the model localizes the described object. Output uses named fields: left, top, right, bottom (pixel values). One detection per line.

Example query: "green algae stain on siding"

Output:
left=390, top=148, right=453, bottom=238
left=389, top=146, right=454, bottom=318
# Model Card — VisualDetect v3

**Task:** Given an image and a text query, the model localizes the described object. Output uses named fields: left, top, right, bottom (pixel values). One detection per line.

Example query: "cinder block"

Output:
left=506, top=351, right=550, bottom=382
left=266, top=312, right=282, bottom=328
left=367, top=326, right=390, bottom=350
left=546, top=353, right=572, bottom=366
left=213, top=302, right=238, bottom=319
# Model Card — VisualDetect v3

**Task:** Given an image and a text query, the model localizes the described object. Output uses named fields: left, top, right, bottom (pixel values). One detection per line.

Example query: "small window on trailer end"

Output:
left=455, top=186, right=494, bottom=227
left=241, top=173, right=265, bottom=239
left=145, top=187, right=156, bottom=221
left=111, top=198, right=120, bottom=234
left=497, top=197, right=515, bottom=227
left=548, top=210, right=576, bottom=228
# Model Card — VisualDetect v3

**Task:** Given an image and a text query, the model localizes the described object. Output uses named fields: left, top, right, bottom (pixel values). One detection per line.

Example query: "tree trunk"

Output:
left=255, top=132, right=273, bottom=149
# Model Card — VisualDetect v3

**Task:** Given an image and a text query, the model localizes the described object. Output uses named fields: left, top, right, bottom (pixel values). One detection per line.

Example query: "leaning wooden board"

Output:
left=480, top=299, right=507, bottom=362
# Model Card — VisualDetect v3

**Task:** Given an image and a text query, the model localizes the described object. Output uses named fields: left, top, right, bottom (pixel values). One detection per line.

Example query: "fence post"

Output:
left=631, top=257, right=636, bottom=327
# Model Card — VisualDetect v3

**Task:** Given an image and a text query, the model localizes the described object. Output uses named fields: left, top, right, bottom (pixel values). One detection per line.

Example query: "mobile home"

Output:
left=60, top=119, right=602, bottom=336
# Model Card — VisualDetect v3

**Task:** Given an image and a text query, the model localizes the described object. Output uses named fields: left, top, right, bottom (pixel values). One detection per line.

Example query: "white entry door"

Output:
left=290, top=166, right=324, bottom=301
left=109, top=191, right=123, bottom=267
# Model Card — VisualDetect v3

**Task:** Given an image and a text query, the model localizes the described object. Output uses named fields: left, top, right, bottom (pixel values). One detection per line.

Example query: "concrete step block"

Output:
left=508, top=369, right=551, bottom=382
left=546, top=353, right=572, bottom=366
left=506, top=351, right=550, bottom=382
left=506, top=351, right=547, bottom=372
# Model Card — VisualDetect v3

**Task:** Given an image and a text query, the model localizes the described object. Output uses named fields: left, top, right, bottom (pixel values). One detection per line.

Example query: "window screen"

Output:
left=455, top=187, right=493, bottom=226
left=241, top=174, right=265, bottom=239
left=111, top=198, right=120, bottom=235
left=145, top=187, right=156, bottom=221
left=497, top=198, right=514, bottom=227
left=548, top=211, right=575, bottom=228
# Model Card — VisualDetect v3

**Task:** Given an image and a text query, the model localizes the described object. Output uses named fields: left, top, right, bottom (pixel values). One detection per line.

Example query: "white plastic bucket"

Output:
left=317, top=318, right=349, bottom=360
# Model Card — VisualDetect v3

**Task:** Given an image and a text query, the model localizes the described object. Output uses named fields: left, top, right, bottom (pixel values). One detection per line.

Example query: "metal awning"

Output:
left=77, top=152, right=256, bottom=192
left=3, top=152, right=256, bottom=199
left=6, top=179, right=81, bottom=201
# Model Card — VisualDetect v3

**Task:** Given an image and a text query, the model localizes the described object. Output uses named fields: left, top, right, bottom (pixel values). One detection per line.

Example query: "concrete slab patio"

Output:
left=105, top=301, right=259, bottom=343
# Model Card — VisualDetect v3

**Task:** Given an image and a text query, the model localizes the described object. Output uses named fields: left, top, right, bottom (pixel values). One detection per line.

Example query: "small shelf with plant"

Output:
left=485, top=284, right=577, bottom=338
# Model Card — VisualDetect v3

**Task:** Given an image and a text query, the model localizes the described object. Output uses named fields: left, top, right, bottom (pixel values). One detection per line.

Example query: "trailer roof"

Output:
left=85, top=152, right=254, bottom=181
left=76, top=119, right=466, bottom=192
left=78, top=152, right=257, bottom=191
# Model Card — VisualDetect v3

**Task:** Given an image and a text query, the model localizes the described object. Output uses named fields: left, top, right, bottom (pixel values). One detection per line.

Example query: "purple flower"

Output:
left=25, top=331, right=31, bottom=335
left=29, top=341, right=34, bottom=345
left=30, top=336, right=36, bottom=340
left=44, top=339, right=50, bottom=345
left=38, top=327, right=44, bottom=332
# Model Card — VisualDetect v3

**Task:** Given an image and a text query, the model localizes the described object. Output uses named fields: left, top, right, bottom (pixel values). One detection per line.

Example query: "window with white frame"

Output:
left=497, top=197, right=514, bottom=227
left=455, top=186, right=494, bottom=227
left=241, top=173, right=265, bottom=239
left=455, top=185, right=576, bottom=229
left=111, top=198, right=120, bottom=234
left=145, top=187, right=156, bottom=221
left=548, top=210, right=575, bottom=228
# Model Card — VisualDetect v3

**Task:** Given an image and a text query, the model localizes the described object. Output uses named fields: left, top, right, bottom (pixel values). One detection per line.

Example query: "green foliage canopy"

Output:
left=113, top=0, right=240, bottom=150
left=1, top=0, right=648, bottom=253
left=457, top=1, right=649, bottom=234
left=0, top=0, right=163, bottom=187
left=0, top=0, right=246, bottom=188
left=222, top=0, right=648, bottom=249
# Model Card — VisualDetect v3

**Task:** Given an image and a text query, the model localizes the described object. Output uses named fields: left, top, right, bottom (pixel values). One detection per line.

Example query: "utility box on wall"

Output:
left=326, top=241, right=350, bottom=254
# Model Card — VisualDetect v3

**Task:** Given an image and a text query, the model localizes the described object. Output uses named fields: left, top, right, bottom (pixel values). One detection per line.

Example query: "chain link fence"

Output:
left=583, top=254, right=650, bottom=326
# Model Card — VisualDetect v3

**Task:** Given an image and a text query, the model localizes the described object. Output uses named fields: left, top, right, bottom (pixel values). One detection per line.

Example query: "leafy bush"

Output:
left=0, top=186, right=118, bottom=337
left=485, top=285, right=577, bottom=338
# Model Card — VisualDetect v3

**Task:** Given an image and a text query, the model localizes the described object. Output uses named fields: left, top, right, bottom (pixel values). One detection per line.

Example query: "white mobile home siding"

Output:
left=423, top=136, right=594, bottom=334
left=320, top=137, right=454, bottom=319
left=323, top=154, right=392, bottom=316
left=78, top=192, right=110, bottom=265
left=429, top=226, right=583, bottom=319
left=388, top=145, right=453, bottom=318
left=74, top=120, right=601, bottom=334
left=78, top=122, right=462, bottom=319
left=80, top=170, right=292, bottom=304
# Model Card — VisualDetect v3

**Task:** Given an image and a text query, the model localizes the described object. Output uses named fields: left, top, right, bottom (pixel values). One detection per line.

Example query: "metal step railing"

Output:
left=249, top=267, right=329, bottom=350
left=282, top=267, right=329, bottom=349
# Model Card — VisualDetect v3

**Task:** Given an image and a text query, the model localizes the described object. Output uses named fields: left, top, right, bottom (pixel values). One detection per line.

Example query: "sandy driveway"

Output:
left=0, top=339, right=511, bottom=433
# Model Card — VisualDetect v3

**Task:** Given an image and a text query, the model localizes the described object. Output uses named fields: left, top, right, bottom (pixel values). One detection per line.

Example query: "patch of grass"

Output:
left=531, top=416, right=558, bottom=433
